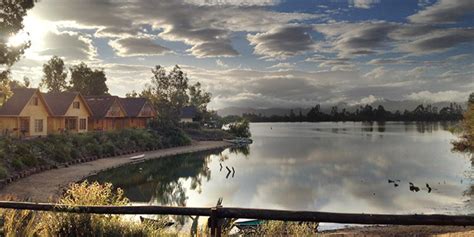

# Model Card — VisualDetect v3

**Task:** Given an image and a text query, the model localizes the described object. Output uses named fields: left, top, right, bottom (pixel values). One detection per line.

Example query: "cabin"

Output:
left=180, top=106, right=198, bottom=123
left=43, top=92, right=93, bottom=134
left=0, top=88, right=52, bottom=138
left=119, top=98, right=156, bottom=129
left=84, top=96, right=127, bottom=131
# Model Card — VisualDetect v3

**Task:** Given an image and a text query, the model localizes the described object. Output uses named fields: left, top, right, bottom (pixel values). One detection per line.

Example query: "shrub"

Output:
left=228, top=119, right=251, bottom=138
left=0, top=165, right=8, bottom=179
left=0, top=182, right=167, bottom=236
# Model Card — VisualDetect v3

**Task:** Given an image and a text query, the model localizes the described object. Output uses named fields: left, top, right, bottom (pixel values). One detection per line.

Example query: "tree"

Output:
left=23, top=76, right=30, bottom=88
left=469, top=92, right=474, bottom=105
left=69, top=62, right=109, bottom=96
left=41, top=56, right=68, bottom=92
left=142, top=65, right=189, bottom=124
left=0, top=0, right=36, bottom=103
left=189, top=82, right=211, bottom=112
left=125, top=90, right=138, bottom=98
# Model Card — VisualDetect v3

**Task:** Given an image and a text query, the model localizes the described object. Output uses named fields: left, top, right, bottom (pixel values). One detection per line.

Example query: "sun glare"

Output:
left=7, top=31, right=29, bottom=47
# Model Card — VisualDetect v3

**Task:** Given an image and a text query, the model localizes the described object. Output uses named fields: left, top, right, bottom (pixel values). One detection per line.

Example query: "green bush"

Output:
left=0, top=165, right=8, bottom=179
left=11, top=159, right=24, bottom=170
left=228, top=119, right=251, bottom=138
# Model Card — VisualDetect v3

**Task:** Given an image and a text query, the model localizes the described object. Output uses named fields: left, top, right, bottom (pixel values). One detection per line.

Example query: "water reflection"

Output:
left=88, top=122, right=473, bottom=223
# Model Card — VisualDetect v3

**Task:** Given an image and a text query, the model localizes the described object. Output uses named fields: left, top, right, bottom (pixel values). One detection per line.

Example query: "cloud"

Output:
left=408, top=0, right=474, bottom=24
left=364, top=66, right=388, bottom=80
left=268, top=62, right=294, bottom=69
left=39, top=31, right=97, bottom=60
left=183, top=0, right=280, bottom=6
left=109, top=37, right=171, bottom=57
left=315, top=22, right=398, bottom=57
left=348, top=0, right=380, bottom=9
left=248, top=25, right=314, bottom=59
left=405, top=90, right=469, bottom=102
left=216, top=59, right=229, bottom=68
left=400, top=28, right=474, bottom=54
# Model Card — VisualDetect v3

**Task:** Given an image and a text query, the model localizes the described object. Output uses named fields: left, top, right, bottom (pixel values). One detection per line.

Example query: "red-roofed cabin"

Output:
left=84, top=96, right=127, bottom=131
left=43, top=92, right=93, bottom=134
left=119, top=98, right=156, bottom=129
left=0, top=88, right=52, bottom=138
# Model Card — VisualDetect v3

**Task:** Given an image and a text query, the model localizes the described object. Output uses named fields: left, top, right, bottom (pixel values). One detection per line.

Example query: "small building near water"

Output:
left=119, top=97, right=156, bottom=129
left=0, top=88, right=52, bottom=138
left=180, top=106, right=198, bottom=123
left=84, top=96, right=127, bottom=131
left=43, top=92, right=93, bottom=134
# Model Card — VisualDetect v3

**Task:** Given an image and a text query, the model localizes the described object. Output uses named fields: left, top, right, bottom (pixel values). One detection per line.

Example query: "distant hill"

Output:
left=217, top=100, right=466, bottom=117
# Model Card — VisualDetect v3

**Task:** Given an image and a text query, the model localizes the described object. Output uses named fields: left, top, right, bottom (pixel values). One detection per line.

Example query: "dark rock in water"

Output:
left=409, top=182, right=420, bottom=192
left=388, top=179, right=395, bottom=183
left=394, top=183, right=399, bottom=187
left=426, top=183, right=432, bottom=193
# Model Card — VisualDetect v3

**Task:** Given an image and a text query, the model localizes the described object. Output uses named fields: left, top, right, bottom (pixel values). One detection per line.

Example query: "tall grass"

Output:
left=0, top=181, right=173, bottom=236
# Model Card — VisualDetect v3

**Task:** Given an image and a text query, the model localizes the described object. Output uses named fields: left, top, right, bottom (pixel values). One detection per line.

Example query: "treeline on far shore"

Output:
left=237, top=103, right=465, bottom=123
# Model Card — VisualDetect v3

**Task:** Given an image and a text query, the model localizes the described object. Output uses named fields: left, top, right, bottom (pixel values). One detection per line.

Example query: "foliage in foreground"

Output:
left=0, top=128, right=191, bottom=179
left=1, top=181, right=170, bottom=236
left=240, top=220, right=318, bottom=236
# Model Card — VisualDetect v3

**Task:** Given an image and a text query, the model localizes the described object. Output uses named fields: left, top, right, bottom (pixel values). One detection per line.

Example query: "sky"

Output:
left=7, top=0, right=474, bottom=109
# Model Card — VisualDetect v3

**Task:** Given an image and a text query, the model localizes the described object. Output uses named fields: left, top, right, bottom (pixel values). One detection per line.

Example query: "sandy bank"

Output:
left=0, top=141, right=230, bottom=202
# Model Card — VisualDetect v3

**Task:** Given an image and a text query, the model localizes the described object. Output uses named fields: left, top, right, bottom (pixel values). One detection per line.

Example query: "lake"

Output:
left=88, top=122, right=473, bottom=228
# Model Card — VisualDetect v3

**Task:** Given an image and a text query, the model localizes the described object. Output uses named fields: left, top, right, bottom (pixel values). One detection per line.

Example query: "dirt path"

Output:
left=319, top=225, right=474, bottom=236
left=0, top=141, right=230, bottom=202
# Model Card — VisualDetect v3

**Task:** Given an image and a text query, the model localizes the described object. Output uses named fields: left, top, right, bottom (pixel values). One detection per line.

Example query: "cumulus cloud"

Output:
left=405, top=90, right=469, bottom=102
left=32, top=0, right=318, bottom=58
left=248, top=25, right=315, bottom=59
left=39, top=31, right=97, bottom=60
left=109, top=37, right=171, bottom=57
left=183, top=0, right=279, bottom=6
left=348, top=0, right=380, bottom=9
left=409, top=0, right=474, bottom=24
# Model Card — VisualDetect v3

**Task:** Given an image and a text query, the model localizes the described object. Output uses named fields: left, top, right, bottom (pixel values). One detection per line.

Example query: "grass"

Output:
left=0, top=181, right=172, bottom=236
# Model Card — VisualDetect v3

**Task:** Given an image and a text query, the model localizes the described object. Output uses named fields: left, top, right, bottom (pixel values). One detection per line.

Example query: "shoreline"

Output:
left=0, top=140, right=231, bottom=202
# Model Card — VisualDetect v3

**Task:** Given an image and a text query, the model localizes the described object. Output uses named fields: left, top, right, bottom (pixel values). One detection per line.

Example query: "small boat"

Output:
left=224, top=137, right=253, bottom=145
left=235, top=219, right=262, bottom=230
left=129, top=154, right=145, bottom=160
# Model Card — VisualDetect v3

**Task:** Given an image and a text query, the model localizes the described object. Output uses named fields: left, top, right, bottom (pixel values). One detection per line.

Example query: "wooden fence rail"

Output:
left=1, top=201, right=474, bottom=236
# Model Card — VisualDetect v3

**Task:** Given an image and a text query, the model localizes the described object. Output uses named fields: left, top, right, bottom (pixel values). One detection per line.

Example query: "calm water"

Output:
left=88, top=122, right=474, bottom=222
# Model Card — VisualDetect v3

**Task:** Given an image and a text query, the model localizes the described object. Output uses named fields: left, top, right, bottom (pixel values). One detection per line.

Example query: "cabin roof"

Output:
left=119, top=97, right=149, bottom=117
left=181, top=106, right=198, bottom=119
left=0, top=88, right=52, bottom=116
left=42, top=91, right=93, bottom=116
left=84, top=95, right=124, bottom=118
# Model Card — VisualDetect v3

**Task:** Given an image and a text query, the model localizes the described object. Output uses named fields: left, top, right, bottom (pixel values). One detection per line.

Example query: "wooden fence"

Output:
left=1, top=201, right=474, bottom=236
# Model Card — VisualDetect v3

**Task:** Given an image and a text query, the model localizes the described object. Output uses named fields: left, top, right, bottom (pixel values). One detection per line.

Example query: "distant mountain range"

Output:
left=217, top=100, right=466, bottom=117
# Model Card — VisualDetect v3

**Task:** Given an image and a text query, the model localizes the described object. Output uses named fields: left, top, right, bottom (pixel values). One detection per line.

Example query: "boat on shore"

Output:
left=224, top=137, right=253, bottom=145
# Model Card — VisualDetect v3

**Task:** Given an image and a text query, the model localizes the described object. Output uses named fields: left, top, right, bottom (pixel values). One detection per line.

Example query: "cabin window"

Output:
left=73, top=101, right=80, bottom=109
left=34, top=119, right=43, bottom=133
left=20, top=118, right=29, bottom=132
left=30, top=97, right=39, bottom=106
left=65, top=118, right=77, bottom=130
left=79, top=118, right=87, bottom=130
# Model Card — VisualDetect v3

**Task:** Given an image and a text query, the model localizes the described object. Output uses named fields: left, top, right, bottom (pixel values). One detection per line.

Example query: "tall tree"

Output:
left=41, top=56, right=68, bottom=92
left=189, top=82, right=211, bottom=112
left=69, top=62, right=109, bottom=96
left=469, top=92, right=474, bottom=105
left=142, top=65, right=189, bottom=124
left=0, top=0, right=36, bottom=103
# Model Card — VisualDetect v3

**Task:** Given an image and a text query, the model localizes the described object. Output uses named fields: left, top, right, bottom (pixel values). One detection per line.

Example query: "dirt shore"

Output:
left=319, top=225, right=474, bottom=236
left=0, top=141, right=230, bottom=202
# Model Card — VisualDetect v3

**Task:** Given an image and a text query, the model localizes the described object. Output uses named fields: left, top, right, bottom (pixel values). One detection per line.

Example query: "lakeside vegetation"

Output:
left=239, top=103, right=465, bottom=123
left=453, top=93, right=474, bottom=152
left=0, top=128, right=191, bottom=181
